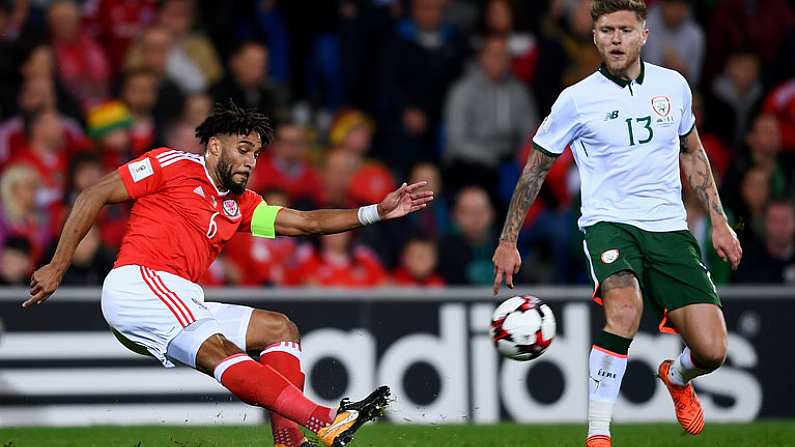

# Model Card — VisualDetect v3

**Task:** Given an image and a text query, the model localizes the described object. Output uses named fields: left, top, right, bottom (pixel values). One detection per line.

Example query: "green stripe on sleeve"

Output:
left=532, top=141, right=561, bottom=158
left=250, top=201, right=282, bottom=238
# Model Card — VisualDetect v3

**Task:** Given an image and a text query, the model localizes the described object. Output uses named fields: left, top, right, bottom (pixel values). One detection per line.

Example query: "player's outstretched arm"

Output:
left=273, top=181, right=433, bottom=236
left=23, top=171, right=130, bottom=308
left=679, top=128, right=742, bottom=269
left=492, top=149, right=557, bottom=295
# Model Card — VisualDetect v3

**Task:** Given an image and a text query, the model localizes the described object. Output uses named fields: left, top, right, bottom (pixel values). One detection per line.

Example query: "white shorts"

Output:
left=101, top=265, right=253, bottom=368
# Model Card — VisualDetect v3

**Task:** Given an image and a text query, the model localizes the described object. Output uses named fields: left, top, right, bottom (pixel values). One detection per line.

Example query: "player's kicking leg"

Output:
left=658, top=303, right=727, bottom=435
left=196, top=332, right=389, bottom=447
left=586, top=271, right=643, bottom=447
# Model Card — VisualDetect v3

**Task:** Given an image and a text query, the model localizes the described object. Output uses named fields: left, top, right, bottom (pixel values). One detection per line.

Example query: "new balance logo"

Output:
left=604, top=110, right=620, bottom=121
left=193, top=186, right=205, bottom=198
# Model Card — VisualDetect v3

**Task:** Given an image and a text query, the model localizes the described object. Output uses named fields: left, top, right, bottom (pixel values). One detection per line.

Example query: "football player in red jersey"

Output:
left=23, top=102, right=434, bottom=447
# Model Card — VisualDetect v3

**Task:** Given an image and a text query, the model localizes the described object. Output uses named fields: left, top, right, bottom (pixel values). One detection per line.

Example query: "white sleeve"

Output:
left=532, top=88, right=581, bottom=156
left=679, top=78, right=696, bottom=136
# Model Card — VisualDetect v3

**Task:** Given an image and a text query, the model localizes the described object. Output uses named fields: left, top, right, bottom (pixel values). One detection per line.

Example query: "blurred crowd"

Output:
left=0, top=0, right=794, bottom=288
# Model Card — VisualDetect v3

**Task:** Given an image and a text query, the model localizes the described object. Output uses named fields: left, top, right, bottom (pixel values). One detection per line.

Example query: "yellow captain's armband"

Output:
left=250, top=201, right=282, bottom=238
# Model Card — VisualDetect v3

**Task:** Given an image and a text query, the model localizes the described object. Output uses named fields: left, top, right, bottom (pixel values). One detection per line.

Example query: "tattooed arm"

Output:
left=679, top=127, right=742, bottom=269
left=492, top=149, right=557, bottom=294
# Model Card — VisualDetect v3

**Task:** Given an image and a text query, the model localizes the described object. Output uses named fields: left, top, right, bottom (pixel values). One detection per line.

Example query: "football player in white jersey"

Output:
left=491, top=1, right=743, bottom=446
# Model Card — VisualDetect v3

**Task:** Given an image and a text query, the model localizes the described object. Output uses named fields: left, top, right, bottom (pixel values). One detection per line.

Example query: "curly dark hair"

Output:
left=194, top=101, right=274, bottom=148
left=591, top=0, right=647, bottom=22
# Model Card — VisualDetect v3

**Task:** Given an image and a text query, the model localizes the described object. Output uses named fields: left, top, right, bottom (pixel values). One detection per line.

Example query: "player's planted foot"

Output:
left=317, top=385, right=391, bottom=447
left=585, top=434, right=611, bottom=447
left=658, top=360, right=704, bottom=435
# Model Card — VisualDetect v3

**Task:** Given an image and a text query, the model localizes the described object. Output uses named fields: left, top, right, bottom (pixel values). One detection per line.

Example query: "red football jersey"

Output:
left=115, top=148, right=266, bottom=283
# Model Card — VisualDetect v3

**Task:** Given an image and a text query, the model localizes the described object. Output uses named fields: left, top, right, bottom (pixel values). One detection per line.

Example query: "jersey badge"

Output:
left=651, top=96, right=671, bottom=117
left=193, top=186, right=205, bottom=198
left=601, top=249, right=619, bottom=264
left=128, top=158, right=153, bottom=182
left=223, top=199, right=240, bottom=218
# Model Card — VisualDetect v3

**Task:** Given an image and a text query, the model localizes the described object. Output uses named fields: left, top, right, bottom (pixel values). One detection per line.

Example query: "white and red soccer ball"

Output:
left=490, top=295, right=556, bottom=361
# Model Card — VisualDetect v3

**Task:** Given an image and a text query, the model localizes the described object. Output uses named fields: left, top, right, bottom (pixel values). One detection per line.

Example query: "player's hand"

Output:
left=23, top=263, right=64, bottom=308
left=378, top=181, right=434, bottom=220
left=712, top=221, right=742, bottom=270
left=492, top=240, right=522, bottom=295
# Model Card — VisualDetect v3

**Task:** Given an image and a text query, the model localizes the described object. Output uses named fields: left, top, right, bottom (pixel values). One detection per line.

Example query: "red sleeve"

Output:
left=238, top=189, right=266, bottom=233
left=117, top=148, right=171, bottom=199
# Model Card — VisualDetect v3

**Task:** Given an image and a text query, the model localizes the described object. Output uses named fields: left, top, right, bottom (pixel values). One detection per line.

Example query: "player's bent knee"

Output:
left=693, top=341, right=727, bottom=370
left=250, top=310, right=300, bottom=348
left=194, top=333, right=245, bottom=375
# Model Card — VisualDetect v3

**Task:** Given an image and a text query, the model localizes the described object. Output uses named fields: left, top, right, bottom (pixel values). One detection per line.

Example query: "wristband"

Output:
left=357, top=204, right=381, bottom=225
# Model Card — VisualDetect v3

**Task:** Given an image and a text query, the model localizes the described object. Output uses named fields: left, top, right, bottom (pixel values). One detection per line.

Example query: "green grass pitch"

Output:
left=2, top=422, right=794, bottom=447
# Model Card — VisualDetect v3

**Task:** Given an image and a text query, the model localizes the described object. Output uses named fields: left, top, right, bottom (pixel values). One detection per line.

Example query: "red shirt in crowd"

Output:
left=392, top=267, right=445, bottom=287
left=763, top=78, right=795, bottom=151
left=52, top=32, right=111, bottom=110
left=291, top=243, right=387, bottom=288
left=83, top=0, right=157, bottom=70
left=249, top=152, right=324, bottom=205
left=116, top=148, right=264, bottom=283
left=223, top=232, right=298, bottom=286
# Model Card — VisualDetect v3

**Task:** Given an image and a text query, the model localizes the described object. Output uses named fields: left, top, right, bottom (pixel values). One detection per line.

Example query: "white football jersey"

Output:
left=533, top=61, right=695, bottom=232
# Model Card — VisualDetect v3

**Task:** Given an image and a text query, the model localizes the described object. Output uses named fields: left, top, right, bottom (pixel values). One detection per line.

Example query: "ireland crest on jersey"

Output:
left=651, top=96, right=671, bottom=117
left=223, top=199, right=240, bottom=217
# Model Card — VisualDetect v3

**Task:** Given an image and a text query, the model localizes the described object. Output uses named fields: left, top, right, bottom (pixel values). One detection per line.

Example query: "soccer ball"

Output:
left=490, top=295, right=556, bottom=361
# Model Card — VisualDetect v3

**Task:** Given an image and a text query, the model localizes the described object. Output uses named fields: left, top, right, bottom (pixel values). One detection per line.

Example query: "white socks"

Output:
left=587, top=346, right=628, bottom=438
left=668, top=346, right=710, bottom=386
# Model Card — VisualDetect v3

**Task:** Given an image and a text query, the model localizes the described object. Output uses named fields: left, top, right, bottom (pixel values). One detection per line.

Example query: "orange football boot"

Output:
left=658, top=359, right=705, bottom=435
left=585, top=434, right=612, bottom=447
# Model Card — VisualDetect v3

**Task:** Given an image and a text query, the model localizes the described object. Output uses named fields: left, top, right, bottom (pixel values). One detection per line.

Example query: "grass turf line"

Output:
left=1, top=422, right=794, bottom=447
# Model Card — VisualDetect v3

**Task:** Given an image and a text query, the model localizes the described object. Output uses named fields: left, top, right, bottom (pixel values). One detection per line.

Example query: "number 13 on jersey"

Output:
left=625, top=115, right=653, bottom=146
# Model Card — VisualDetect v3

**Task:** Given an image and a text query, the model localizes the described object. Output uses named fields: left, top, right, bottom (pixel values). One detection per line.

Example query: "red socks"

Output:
left=261, top=342, right=308, bottom=446
left=213, top=353, right=334, bottom=435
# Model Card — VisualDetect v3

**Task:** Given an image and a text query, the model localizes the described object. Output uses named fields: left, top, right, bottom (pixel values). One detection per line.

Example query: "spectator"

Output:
left=706, top=49, right=764, bottom=149
left=692, top=90, right=732, bottom=181
left=443, top=34, right=537, bottom=201
left=320, top=148, right=358, bottom=208
left=560, top=0, right=602, bottom=87
left=54, top=151, right=127, bottom=249
left=209, top=41, right=289, bottom=123
left=0, top=236, right=32, bottom=285
left=8, top=108, right=69, bottom=207
left=120, top=69, right=159, bottom=155
left=477, top=0, right=539, bottom=86
left=85, top=100, right=135, bottom=170
left=734, top=199, right=795, bottom=284
left=164, top=93, right=212, bottom=154
left=223, top=189, right=299, bottom=286
left=392, top=236, right=445, bottom=286
left=124, top=26, right=186, bottom=127
left=83, top=0, right=158, bottom=70
left=722, top=114, right=795, bottom=225
left=405, top=161, right=451, bottom=239
left=47, top=0, right=111, bottom=110
left=378, top=0, right=467, bottom=176
left=737, top=166, right=772, bottom=244
left=156, top=0, right=223, bottom=93
left=0, top=164, right=51, bottom=263
left=762, top=77, right=795, bottom=152
left=0, top=75, right=87, bottom=169
left=249, top=121, right=323, bottom=208
left=330, top=108, right=395, bottom=207
left=438, top=185, right=496, bottom=285
left=642, top=0, right=705, bottom=85
left=45, top=225, right=114, bottom=285
left=292, top=231, right=388, bottom=287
